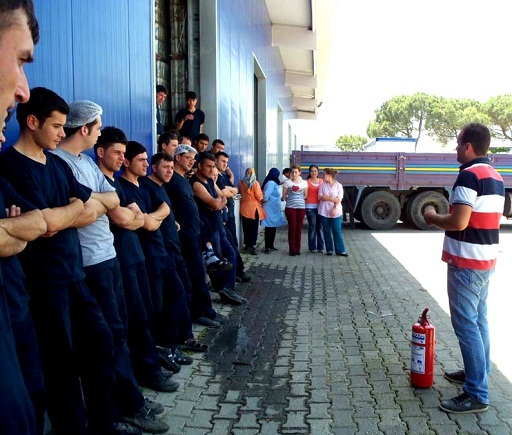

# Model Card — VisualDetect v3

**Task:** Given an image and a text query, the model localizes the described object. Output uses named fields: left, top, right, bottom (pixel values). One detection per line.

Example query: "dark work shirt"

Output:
left=216, top=172, right=235, bottom=219
left=166, top=172, right=201, bottom=239
left=117, top=176, right=167, bottom=259
left=0, top=176, right=36, bottom=322
left=0, top=148, right=92, bottom=286
left=105, top=176, right=145, bottom=266
left=139, top=177, right=181, bottom=255
left=190, top=174, right=222, bottom=232
left=174, top=108, right=205, bottom=143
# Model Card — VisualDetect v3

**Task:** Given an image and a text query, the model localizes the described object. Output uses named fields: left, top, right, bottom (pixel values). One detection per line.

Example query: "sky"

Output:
left=298, top=0, right=512, bottom=146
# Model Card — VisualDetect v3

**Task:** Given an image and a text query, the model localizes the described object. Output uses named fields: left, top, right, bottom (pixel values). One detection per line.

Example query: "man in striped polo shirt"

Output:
left=424, top=123, right=504, bottom=414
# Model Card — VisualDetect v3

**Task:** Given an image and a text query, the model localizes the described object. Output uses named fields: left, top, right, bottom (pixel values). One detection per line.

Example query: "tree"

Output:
left=335, top=135, right=368, bottom=151
left=484, top=95, right=512, bottom=143
left=366, top=93, right=434, bottom=150
left=427, top=98, right=490, bottom=146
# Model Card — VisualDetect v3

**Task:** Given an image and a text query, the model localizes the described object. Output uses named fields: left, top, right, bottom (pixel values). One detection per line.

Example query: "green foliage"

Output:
left=359, top=93, right=512, bottom=150
left=335, top=135, right=368, bottom=151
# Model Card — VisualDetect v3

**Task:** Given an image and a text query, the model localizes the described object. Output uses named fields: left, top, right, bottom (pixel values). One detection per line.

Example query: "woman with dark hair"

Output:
left=238, top=168, right=265, bottom=255
left=306, top=164, right=324, bottom=253
left=318, top=168, right=348, bottom=256
left=282, top=164, right=308, bottom=256
left=261, top=168, right=287, bottom=253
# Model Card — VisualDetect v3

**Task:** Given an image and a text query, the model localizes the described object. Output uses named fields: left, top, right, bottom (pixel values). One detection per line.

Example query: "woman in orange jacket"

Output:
left=238, top=168, right=266, bottom=255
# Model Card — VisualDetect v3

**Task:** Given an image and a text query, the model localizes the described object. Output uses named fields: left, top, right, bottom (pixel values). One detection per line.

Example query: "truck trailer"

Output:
left=291, top=150, right=512, bottom=230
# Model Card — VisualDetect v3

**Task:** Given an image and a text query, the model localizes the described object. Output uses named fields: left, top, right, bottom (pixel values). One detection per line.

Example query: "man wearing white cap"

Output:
left=53, top=101, right=169, bottom=434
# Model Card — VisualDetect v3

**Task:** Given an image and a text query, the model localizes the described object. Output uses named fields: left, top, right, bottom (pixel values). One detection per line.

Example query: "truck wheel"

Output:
left=360, top=191, right=401, bottom=230
left=407, top=191, right=448, bottom=230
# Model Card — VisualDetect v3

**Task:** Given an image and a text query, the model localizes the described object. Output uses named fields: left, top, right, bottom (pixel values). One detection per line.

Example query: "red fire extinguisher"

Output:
left=410, top=308, right=435, bottom=388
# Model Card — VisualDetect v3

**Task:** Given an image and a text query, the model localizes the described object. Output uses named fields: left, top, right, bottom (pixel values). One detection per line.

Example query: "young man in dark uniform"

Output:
left=95, top=127, right=180, bottom=394
left=119, top=142, right=209, bottom=362
left=0, top=2, right=41, bottom=433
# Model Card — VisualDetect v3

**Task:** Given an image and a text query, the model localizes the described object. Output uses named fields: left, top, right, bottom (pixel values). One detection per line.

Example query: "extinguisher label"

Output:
left=411, top=344, right=426, bottom=374
left=412, top=332, right=426, bottom=345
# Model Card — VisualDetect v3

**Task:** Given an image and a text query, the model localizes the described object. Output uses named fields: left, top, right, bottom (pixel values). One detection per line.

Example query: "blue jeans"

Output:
left=320, top=216, right=346, bottom=255
left=447, top=265, right=492, bottom=404
left=306, top=208, right=324, bottom=251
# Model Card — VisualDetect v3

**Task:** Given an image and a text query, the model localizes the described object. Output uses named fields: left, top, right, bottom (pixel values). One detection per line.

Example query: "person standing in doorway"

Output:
left=155, top=85, right=167, bottom=138
left=423, top=123, right=504, bottom=414
left=174, top=90, right=205, bottom=143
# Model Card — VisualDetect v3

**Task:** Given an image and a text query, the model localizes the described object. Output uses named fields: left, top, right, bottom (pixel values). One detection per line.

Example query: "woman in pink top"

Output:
left=306, top=165, right=324, bottom=253
left=318, top=168, right=348, bottom=256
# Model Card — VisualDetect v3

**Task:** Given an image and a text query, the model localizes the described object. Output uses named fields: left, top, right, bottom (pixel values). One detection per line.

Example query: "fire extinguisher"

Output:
left=410, top=308, right=435, bottom=388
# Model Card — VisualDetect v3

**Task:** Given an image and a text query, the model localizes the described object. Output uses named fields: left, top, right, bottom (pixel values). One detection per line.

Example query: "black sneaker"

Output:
left=219, top=288, right=247, bottom=305
left=444, top=369, right=465, bottom=384
left=194, top=316, right=221, bottom=328
left=236, top=272, right=251, bottom=283
left=144, top=398, right=164, bottom=415
left=157, top=347, right=181, bottom=373
left=121, top=405, right=169, bottom=434
left=215, top=313, right=229, bottom=324
left=110, top=422, right=142, bottom=435
left=174, top=348, right=193, bottom=365
left=144, top=374, right=179, bottom=393
left=440, top=392, right=488, bottom=414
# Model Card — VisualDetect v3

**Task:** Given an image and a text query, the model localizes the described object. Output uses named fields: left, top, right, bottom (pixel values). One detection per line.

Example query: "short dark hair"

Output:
left=459, top=123, right=491, bottom=156
left=125, top=140, right=146, bottom=162
left=157, top=130, right=180, bottom=152
left=215, top=151, right=229, bottom=160
left=94, top=126, right=128, bottom=155
left=151, top=152, right=173, bottom=167
left=185, top=91, right=197, bottom=100
left=211, top=139, right=225, bottom=148
left=291, top=164, right=301, bottom=171
left=156, top=85, right=167, bottom=94
left=16, top=87, right=69, bottom=130
left=195, top=133, right=209, bottom=143
left=197, top=152, right=215, bottom=165
left=0, top=0, right=39, bottom=44
left=282, top=167, right=291, bottom=175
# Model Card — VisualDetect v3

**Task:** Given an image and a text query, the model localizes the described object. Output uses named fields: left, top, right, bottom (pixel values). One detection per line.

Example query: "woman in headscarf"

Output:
left=238, top=168, right=266, bottom=255
left=260, top=168, right=287, bottom=253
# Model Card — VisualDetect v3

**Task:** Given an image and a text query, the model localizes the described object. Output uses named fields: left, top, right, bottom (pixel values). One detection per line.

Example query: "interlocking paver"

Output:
left=120, top=224, right=512, bottom=434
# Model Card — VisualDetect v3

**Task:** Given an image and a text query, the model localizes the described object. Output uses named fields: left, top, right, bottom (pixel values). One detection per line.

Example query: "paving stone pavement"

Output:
left=145, top=224, right=512, bottom=435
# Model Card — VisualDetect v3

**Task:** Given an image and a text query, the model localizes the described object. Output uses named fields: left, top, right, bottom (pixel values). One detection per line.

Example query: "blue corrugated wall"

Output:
left=5, top=0, right=155, bottom=155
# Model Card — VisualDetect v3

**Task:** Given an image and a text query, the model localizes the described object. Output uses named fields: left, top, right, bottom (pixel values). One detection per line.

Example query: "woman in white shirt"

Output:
left=282, top=164, right=308, bottom=256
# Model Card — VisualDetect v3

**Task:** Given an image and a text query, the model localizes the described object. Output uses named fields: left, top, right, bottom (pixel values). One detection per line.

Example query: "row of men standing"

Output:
left=0, top=84, right=251, bottom=435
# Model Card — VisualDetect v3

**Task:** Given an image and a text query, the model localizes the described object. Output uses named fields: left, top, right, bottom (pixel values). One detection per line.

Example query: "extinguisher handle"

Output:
left=420, top=308, right=430, bottom=325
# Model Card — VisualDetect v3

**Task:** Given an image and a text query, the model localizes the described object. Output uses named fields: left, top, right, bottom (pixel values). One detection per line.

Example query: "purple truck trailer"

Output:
left=291, top=150, right=512, bottom=230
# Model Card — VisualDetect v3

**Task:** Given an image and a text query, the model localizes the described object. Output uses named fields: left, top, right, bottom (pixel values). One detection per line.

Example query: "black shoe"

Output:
left=337, top=252, right=349, bottom=257
left=269, top=247, right=278, bottom=251
left=440, top=392, right=488, bottom=414
left=248, top=247, right=258, bottom=255
left=219, top=288, right=247, bottom=305
left=236, top=272, right=251, bottom=283
left=194, top=316, right=221, bottom=328
left=444, top=369, right=465, bottom=384
left=215, top=313, right=229, bottom=324
left=110, top=422, right=142, bottom=435
left=157, top=347, right=181, bottom=373
left=264, top=248, right=271, bottom=254
left=121, top=405, right=169, bottom=434
left=174, top=348, right=193, bottom=365
left=144, top=398, right=164, bottom=415
left=144, top=374, right=179, bottom=393
left=326, top=252, right=333, bottom=256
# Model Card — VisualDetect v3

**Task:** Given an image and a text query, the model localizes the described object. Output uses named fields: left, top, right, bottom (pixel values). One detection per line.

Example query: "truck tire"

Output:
left=360, top=191, right=401, bottom=230
left=406, top=191, right=448, bottom=230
